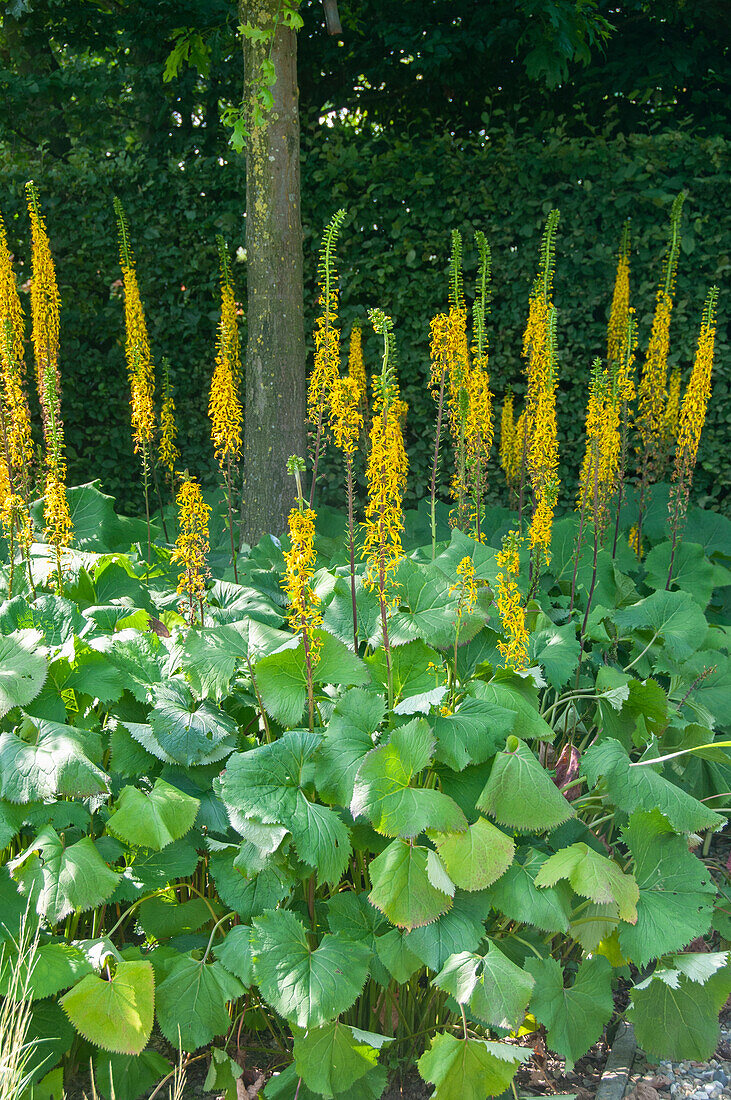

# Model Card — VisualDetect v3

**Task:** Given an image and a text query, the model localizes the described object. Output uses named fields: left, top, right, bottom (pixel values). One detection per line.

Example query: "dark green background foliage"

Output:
left=1, top=124, right=727, bottom=516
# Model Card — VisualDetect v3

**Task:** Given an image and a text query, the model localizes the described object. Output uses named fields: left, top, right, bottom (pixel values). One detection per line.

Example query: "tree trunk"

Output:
left=239, top=0, right=306, bottom=546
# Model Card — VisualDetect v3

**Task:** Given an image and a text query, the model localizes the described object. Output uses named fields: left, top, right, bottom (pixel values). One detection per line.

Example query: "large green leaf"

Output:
left=628, top=966, right=731, bottom=1061
left=525, top=955, right=613, bottom=1068
left=644, top=541, right=716, bottom=609
left=368, top=839, right=453, bottom=930
left=375, top=928, right=423, bottom=983
left=434, top=942, right=535, bottom=1030
left=148, top=680, right=239, bottom=767
left=255, top=629, right=369, bottom=727
left=365, top=639, right=444, bottom=708
left=471, top=677, right=554, bottom=741
left=0, top=940, right=92, bottom=1001
left=484, top=848, right=572, bottom=934
left=220, top=731, right=351, bottom=885
left=317, top=688, right=386, bottom=805
left=614, top=589, right=708, bottom=661
left=388, top=559, right=486, bottom=648
left=0, top=629, right=47, bottom=716
left=9, top=827, right=120, bottom=924
left=327, top=891, right=390, bottom=986
left=106, top=779, right=199, bottom=851
left=351, top=718, right=467, bottom=838
left=212, top=924, right=254, bottom=986
left=137, top=894, right=213, bottom=940
left=155, top=954, right=245, bottom=1051
left=418, top=1033, right=528, bottom=1100
left=101, top=631, right=165, bottom=702
left=528, top=622, right=581, bottom=689
left=618, top=810, right=716, bottom=966
left=403, top=891, right=491, bottom=971
left=93, top=1050, right=173, bottom=1100
left=0, top=596, right=83, bottom=649
left=477, top=737, right=575, bottom=832
left=431, top=697, right=514, bottom=771
left=113, top=838, right=200, bottom=903
left=534, top=842, right=638, bottom=923
left=60, top=960, right=154, bottom=1055
left=293, top=1022, right=382, bottom=1096
left=0, top=726, right=108, bottom=802
left=251, top=909, right=370, bottom=1027
left=433, top=817, right=514, bottom=891
left=209, top=848, right=292, bottom=920
left=582, top=738, right=723, bottom=833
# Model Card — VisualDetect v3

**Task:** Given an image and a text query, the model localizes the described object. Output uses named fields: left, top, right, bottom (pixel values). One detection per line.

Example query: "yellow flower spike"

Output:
left=209, top=238, right=243, bottom=469
left=636, top=194, right=685, bottom=477
left=26, top=182, right=72, bottom=578
left=113, top=198, right=156, bottom=457
left=362, top=310, right=408, bottom=609
left=282, top=505, right=323, bottom=661
left=607, top=222, right=631, bottom=371
left=576, top=358, right=621, bottom=538
left=522, top=212, right=560, bottom=567
left=668, top=287, right=718, bottom=557
left=329, top=375, right=363, bottom=458
left=495, top=532, right=529, bottom=673
left=450, top=556, right=478, bottom=619
left=0, top=213, right=33, bottom=499
left=463, top=364, right=494, bottom=541
left=526, top=306, right=560, bottom=559
left=499, top=393, right=515, bottom=490
left=158, top=362, right=179, bottom=483
left=347, top=324, right=367, bottom=411
left=662, top=366, right=681, bottom=453
left=171, top=475, right=211, bottom=625
left=43, top=467, right=73, bottom=554
left=308, top=211, right=347, bottom=506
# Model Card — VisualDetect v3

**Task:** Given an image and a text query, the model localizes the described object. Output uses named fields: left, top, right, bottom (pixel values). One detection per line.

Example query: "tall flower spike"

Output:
left=495, top=531, right=529, bottom=672
left=607, top=221, right=631, bottom=371
left=499, top=392, right=515, bottom=491
left=308, top=209, right=346, bottom=505
left=527, top=304, right=560, bottom=559
left=347, top=323, right=368, bottom=415
left=363, top=309, right=407, bottom=710
left=441, top=232, right=471, bottom=528
left=158, top=359, right=179, bottom=484
left=636, top=193, right=685, bottom=476
left=283, top=505, right=322, bottom=654
left=26, top=182, right=72, bottom=575
left=0, top=214, right=33, bottom=501
left=668, top=287, right=718, bottom=537
left=209, top=237, right=243, bottom=469
left=114, top=197, right=156, bottom=458
left=576, top=357, right=620, bottom=538
left=172, top=475, right=211, bottom=625
left=362, top=309, right=408, bottom=605
left=464, top=231, right=494, bottom=540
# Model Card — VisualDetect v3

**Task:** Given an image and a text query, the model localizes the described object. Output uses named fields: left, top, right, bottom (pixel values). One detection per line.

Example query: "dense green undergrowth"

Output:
left=1, top=482, right=731, bottom=1100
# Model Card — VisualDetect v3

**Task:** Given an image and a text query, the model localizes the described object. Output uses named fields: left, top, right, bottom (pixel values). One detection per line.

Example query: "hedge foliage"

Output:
left=0, top=120, right=728, bottom=516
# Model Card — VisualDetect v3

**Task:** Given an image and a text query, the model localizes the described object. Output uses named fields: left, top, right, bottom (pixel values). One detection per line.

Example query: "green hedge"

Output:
left=0, top=122, right=728, bottom=517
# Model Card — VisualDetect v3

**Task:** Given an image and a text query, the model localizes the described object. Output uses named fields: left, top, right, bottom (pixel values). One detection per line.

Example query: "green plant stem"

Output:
left=430, top=369, right=447, bottom=559
left=225, top=453, right=239, bottom=583
left=629, top=740, right=731, bottom=768
left=623, top=629, right=661, bottom=672
left=346, top=456, right=358, bottom=652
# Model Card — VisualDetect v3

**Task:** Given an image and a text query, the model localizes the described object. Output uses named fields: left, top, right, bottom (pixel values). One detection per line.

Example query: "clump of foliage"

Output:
left=1, top=195, right=730, bottom=1100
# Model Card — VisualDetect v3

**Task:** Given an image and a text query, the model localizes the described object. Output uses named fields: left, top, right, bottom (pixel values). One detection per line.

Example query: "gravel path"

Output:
left=627, top=1029, right=731, bottom=1100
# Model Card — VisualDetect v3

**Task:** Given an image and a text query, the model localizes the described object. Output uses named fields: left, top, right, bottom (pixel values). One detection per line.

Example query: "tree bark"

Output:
left=239, top=0, right=306, bottom=546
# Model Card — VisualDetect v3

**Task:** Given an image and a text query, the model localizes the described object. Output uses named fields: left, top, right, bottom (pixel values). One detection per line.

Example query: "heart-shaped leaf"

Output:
left=60, top=960, right=154, bottom=1055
